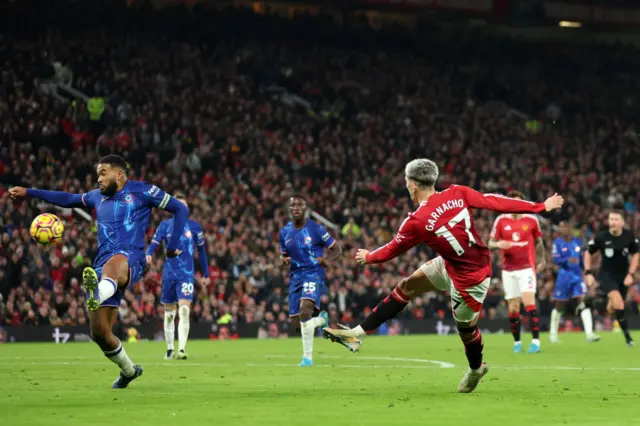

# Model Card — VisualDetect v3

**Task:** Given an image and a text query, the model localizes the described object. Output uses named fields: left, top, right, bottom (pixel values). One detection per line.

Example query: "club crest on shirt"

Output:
left=304, top=236, right=313, bottom=245
left=124, top=194, right=134, bottom=203
left=522, top=225, right=529, bottom=231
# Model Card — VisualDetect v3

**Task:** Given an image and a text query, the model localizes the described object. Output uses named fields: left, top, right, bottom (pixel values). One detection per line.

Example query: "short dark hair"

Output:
left=290, top=194, right=305, bottom=202
left=508, top=190, right=525, bottom=199
left=174, top=191, right=187, bottom=200
left=98, top=155, right=129, bottom=172
left=609, top=208, right=625, bottom=218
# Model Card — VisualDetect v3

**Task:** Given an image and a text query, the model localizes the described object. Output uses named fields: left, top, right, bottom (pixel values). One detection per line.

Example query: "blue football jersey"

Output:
left=81, top=181, right=173, bottom=266
left=151, top=218, right=205, bottom=281
left=279, top=220, right=336, bottom=278
left=552, top=237, right=583, bottom=281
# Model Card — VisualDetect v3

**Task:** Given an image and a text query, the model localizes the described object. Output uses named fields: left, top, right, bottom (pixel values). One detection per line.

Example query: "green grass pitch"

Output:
left=2, top=333, right=640, bottom=426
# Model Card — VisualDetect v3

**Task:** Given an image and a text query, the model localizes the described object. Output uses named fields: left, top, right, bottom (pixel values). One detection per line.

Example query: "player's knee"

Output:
left=521, top=293, right=535, bottom=306
left=90, top=326, right=110, bottom=347
left=299, top=301, right=314, bottom=321
left=582, top=295, right=593, bottom=308
left=299, top=309, right=312, bottom=322
left=609, top=293, right=624, bottom=310
left=398, top=278, right=415, bottom=298
left=178, top=304, right=190, bottom=319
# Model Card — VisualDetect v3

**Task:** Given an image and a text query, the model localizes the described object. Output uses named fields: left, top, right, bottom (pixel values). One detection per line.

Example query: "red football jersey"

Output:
left=366, top=185, right=546, bottom=289
left=489, top=214, right=542, bottom=271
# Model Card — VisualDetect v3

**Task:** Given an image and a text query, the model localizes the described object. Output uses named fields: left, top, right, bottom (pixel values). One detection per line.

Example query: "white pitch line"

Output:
left=2, top=362, right=639, bottom=371
left=498, top=365, right=640, bottom=372
left=2, top=357, right=640, bottom=372
left=265, top=354, right=456, bottom=368
left=247, top=363, right=440, bottom=369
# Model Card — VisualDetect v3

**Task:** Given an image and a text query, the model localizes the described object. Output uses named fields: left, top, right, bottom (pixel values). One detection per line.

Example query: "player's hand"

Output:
left=166, top=249, right=182, bottom=258
left=280, top=256, right=291, bottom=266
left=585, top=274, right=596, bottom=287
left=145, top=255, right=152, bottom=266
left=568, top=257, right=580, bottom=264
left=201, top=277, right=210, bottom=288
left=536, top=262, right=546, bottom=273
left=624, top=273, right=634, bottom=287
left=315, top=257, right=329, bottom=268
left=496, top=240, right=513, bottom=250
left=544, top=193, right=564, bottom=212
left=8, top=187, right=27, bottom=199
left=355, top=249, right=370, bottom=266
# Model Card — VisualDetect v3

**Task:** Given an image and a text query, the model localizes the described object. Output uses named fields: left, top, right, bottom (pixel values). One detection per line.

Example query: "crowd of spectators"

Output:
left=2, top=5, right=640, bottom=329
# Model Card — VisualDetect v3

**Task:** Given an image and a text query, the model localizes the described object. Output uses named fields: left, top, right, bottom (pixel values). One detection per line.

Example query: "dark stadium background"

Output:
left=2, top=0, right=640, bottom=343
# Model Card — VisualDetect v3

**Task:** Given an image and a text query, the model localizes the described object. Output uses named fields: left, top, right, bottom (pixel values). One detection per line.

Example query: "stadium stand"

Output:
left=2, top=4, right=640, bottom=329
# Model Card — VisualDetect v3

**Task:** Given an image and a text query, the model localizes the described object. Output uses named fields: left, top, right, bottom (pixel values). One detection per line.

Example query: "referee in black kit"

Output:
left=584, top=210, right=638, bottom=347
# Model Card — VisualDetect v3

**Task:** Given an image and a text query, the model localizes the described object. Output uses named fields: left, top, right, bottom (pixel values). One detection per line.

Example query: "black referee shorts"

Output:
left=598, top=272, right=628, bottom=299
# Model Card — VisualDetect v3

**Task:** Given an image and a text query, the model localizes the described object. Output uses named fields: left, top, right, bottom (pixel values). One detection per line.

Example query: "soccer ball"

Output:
left=30, top=213, right=64, bottom=244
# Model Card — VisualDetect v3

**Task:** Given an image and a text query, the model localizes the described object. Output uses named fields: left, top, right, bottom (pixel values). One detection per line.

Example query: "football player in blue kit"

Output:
left=279, top=195, right=341, bottom=366
left=549, top=220, right=600, bottom=343
left=9, top=155, right=189, bottom=388
left=146, top=191, right=210, bottom=360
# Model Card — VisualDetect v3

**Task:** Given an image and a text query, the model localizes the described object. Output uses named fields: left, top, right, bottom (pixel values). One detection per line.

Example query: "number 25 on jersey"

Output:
left=434, top=208, right=476, bottom=256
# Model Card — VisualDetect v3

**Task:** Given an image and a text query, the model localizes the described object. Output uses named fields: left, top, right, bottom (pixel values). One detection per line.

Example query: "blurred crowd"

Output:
left=2, top=4, right=640, bottom=328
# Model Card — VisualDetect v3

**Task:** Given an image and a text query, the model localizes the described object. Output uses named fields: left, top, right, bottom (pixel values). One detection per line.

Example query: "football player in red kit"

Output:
left=323, top=159, right=564, bottom=393
left=489, top=191, right=546, bottom=354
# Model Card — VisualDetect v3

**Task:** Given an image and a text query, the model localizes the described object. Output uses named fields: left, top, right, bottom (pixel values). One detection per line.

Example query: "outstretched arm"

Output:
left=10, top=186, right=88, bottom=208
left=459, top=186, right=562, bottom=214
left=360, top=217, right=422, bottom=265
